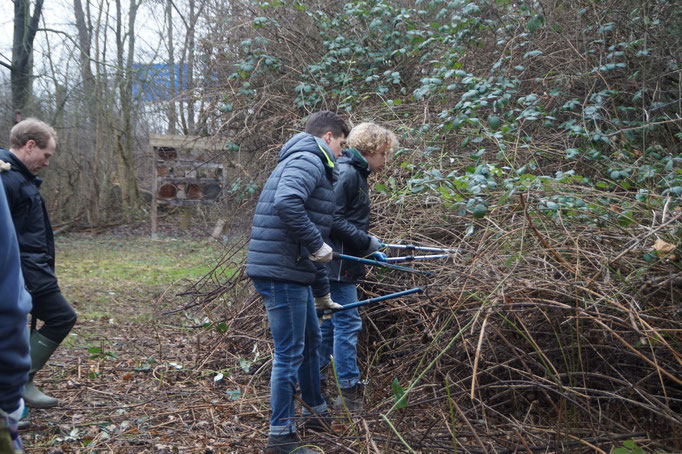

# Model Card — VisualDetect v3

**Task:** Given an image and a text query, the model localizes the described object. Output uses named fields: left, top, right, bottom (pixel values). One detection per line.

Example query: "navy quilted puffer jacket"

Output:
left=246, top=133, right=337, bottom=297
left=0, top=159, right=31, bottom=414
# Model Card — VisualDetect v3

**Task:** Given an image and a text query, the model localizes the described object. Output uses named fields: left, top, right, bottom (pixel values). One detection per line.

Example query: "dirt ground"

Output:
left=21, top=229, right=259, bottom=453
left=21, top=229, right=366, bottom=454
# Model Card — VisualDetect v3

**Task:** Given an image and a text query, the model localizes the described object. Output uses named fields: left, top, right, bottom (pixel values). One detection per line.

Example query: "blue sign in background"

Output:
left=132, top=63, right=189, bottom=102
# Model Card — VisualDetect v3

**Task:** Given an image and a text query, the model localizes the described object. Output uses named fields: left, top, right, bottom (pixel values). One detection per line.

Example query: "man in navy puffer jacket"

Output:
left=246, top=111, right=349, bottom=454
left=0, top=159, right=31, bottom=453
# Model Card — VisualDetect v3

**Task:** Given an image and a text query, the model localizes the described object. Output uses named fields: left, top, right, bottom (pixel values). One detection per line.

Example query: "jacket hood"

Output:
left=278, top=133, right=337, bottom=171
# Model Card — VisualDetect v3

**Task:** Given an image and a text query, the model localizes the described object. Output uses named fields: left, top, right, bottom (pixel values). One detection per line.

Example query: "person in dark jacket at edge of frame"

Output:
left=0, top=118, right=77, bottom=413
left=0, top=158, right=32, bottom=454
left=320, top=122, right=398, bottom=412
left=246, top=111, right=350, bottom=454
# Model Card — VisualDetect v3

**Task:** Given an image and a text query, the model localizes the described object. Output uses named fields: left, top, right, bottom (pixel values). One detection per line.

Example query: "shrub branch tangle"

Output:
left=187, top=0, right=682, bottom=452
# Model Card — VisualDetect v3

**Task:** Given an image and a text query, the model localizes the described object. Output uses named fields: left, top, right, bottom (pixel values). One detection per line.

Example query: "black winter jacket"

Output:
left=327, top=148, right=373, bottom=283
left=0, top=148, right=60, bottom=298
left=246, top=133, right=337, bottom=297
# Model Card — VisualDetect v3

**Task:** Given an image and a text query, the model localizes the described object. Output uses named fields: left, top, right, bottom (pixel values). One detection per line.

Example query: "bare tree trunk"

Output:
left=186, top=0, right=196, bottom=133
left=115, top=0, right=139, bottom=216
left=176, top=0, right=202, bottom=134
left=73, top=0, right=97, bottom=109
left=9, top=0, right=44, bottom=116
left=123, top=0, right=139, bottom=211
left=73, top=0, right=102, bottom=224
left=166, top=0, right=177, bottom=134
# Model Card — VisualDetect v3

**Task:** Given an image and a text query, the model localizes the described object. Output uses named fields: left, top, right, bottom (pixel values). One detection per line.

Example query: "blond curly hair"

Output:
left=347, top=122, right=398, bottom=157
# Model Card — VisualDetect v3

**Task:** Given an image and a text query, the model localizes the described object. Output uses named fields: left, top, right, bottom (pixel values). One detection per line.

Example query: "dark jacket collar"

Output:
left=0, top=148, right=42, bottom=187
left=341, top=148, right=370, bottom=177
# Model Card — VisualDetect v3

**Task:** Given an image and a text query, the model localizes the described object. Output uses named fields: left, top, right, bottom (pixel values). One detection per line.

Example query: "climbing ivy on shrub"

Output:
left=218, top=0, right=681, bottom=220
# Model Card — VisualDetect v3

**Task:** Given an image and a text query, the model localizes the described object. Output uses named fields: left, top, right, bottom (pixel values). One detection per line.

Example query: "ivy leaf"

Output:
left=523, top=50, right=543, bottom=59
left=528, top=15, right=545, bottom=34
left=226, top=389, right=241, bottom=401
left=487, top=115, right=501, bottom=131
left=472, top=203, right=488, bottom=218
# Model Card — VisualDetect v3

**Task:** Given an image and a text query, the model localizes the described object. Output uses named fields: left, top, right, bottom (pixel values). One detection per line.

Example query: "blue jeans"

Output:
left=252, top=280, right=327, bottom=436
left=319, top=281, right=362, bottom=389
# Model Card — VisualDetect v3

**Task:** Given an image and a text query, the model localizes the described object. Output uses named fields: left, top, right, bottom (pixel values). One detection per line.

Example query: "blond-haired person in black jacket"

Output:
left=321, top=122, right=398, bottom=411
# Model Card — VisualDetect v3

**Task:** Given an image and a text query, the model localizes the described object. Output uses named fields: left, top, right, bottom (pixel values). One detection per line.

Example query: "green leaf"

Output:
left=226, top=389, right=241, bottom=401
left=217, top=322, right=228, bottom=333
left=643, top=252, right=657, bottom=263
left=239, top=358, right=251, bottom=373
left=565, top=148, right=580, bottom=159
left=523, top=50, right=543, bottom=59
left=391, top=378, right=408, bottom=409
left=472, top=204, right=488, bottom=218
left=487, top=115, right=501, bottom=131
left=623, top=440, right=635, bottom=449
left=88, top=347, right=102, bottom=354
left=527, top=15, right=545, bottom=34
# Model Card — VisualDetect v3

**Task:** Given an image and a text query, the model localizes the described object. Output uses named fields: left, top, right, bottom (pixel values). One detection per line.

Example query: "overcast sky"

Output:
left=0, top=0, right=167, bottom=80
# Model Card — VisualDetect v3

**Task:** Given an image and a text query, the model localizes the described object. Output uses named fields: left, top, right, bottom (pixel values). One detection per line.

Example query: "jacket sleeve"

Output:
left=273, top=156, right=325, bottom=253
left=0, top=181, right=31, bottom=414
left=0, top=171, right=19, bottom=214
left=310, top=262, right=330, bottom=298
left=331, top=168, right=371, bottom=250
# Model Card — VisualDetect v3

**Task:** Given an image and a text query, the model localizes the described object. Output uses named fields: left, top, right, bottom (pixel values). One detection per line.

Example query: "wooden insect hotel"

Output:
left=150, top=134, right=227, bottom=238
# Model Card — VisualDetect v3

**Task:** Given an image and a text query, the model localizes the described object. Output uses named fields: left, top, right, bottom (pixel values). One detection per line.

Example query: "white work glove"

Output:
left=309, top=242, right=333, bottom=263
left=314, top=294, right=344, bottom=311
left=0, top=399, right=24, bottom=421
left=367, top=235, right=382, bottom=253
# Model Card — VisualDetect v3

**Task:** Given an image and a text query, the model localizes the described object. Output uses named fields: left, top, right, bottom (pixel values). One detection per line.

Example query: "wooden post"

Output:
left=181, top=206, right=192, bottom=230
left=211, top=219, right=227, bottom=240
left=151, top=144, right=159, bottom=239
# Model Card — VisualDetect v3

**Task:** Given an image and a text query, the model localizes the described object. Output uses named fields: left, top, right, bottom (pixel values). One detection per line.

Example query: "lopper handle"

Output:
left=332, top=252, right=434, bottom=277
left=317, top=287, right=424, bottom=318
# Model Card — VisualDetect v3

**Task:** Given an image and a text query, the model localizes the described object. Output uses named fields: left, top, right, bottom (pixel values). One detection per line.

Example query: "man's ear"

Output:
left=24, top=139, right=36, bottom=154
left=322, top=131, right=333, bottom=144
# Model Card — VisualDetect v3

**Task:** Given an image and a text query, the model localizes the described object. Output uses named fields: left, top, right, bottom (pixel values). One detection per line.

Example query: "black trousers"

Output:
left=31, top=291, right=77, bottom=344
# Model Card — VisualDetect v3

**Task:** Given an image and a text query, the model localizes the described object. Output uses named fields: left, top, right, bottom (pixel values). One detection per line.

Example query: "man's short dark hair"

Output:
left=305, top=111, right=350, bottom=138
left=10, top=118, right=57, bottom=149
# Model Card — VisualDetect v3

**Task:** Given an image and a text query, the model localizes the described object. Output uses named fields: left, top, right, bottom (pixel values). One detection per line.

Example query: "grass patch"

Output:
left=56, top=234, right=223, bottom=310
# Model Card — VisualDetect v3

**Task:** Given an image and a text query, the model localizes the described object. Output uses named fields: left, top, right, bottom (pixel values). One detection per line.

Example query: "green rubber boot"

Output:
left=24, top=332, right=59, bottom=409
